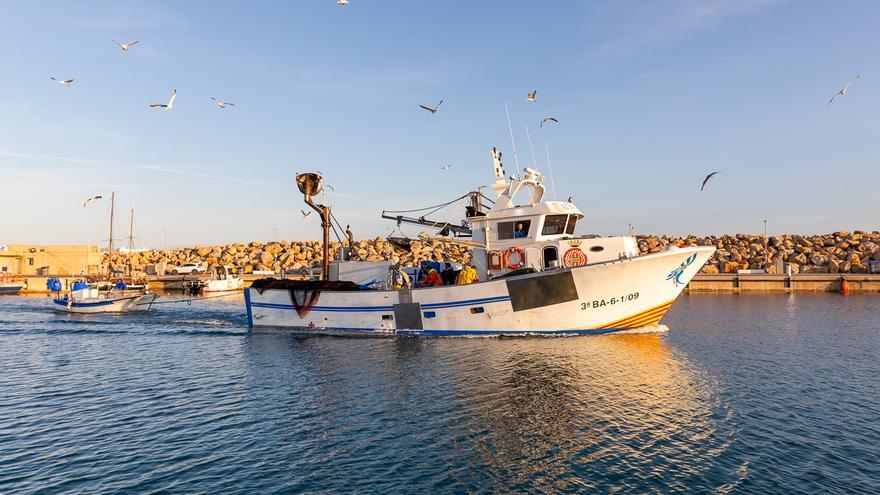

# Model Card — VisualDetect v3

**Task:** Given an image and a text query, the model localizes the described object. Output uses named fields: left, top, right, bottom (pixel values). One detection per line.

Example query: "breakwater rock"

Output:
left=636, top=231, right=880, bottom=274
left=109, top=238, right=472, bottom=274
left=109, top=231, right=880, bottom=275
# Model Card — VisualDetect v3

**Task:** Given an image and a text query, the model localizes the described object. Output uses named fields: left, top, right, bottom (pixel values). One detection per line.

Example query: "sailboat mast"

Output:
left=128, top=205, right=135, bottom=252
left=108, top=191, right=115, bottom=264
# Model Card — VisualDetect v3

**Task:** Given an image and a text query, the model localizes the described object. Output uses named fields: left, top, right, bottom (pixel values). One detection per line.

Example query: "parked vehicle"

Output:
left=170, top=262, right=206, bottom=275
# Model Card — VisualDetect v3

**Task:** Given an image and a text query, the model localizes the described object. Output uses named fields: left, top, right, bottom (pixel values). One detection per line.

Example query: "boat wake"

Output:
left=614, top=324, right=669, bottom=335
left=170, top=319, right=232, bottom=327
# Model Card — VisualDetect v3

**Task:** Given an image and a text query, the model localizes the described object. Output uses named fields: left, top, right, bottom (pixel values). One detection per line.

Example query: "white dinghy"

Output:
left=245, top=148, right=714, bottom=336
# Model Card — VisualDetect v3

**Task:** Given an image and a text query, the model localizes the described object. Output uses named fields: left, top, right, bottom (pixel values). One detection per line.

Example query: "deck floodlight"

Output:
left=296, top=173, right=323, bottom=197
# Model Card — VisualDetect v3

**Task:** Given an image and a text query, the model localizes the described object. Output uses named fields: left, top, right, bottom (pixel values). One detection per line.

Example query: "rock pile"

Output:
left=636, top=231, right=880, bottom=274
left=108, top=237, right=472, bottom=274
left=109, top=231, right=880, bottom=275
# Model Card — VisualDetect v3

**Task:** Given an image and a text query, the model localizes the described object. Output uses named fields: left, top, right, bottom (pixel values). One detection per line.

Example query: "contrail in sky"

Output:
left=0, top=149, right=286, bottom=187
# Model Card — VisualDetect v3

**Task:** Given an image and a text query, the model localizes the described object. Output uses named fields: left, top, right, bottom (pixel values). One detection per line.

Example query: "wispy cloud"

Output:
left=0, top=149, right=285, bottom=187
left=58, top=1, right=184, bottom=31
left=593, top=0, right=787, bottom=58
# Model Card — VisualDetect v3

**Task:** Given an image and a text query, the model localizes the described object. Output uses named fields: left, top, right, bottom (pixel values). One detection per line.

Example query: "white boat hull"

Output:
left=53, top=293, right=159, bottom=314
left=203, top=277, right=243, bottom=293
left=246, top=246, right=713, bottom=336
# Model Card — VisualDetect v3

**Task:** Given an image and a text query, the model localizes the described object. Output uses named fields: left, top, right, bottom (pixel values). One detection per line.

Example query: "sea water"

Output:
left=0, top=293, right=877, bottom=493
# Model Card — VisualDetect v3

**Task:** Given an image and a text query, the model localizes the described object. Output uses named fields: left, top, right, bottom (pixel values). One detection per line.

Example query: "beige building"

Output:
left=0, top=245, right=102, bottom=275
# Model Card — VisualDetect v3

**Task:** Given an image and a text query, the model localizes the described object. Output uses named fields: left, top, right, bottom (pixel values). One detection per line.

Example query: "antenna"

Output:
left=544, top=141, right=558, bottom=201
left=524, top=125, right=538, bottom=169
left=504, top=101, right=521, bottom=171
left=127, top=204, right=135, bottom=252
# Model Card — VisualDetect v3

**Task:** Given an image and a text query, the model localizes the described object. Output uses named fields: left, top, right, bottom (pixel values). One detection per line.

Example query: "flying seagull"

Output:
left=440, top=164, right=452, bottom=170
left=112, top=40, right=139, bottom=52
left=82, top=195, right=103, bottom=208
left=700, top=171, right=720, bottom=191
left=50, top=77, right=74, bottom=86
left=150, top=89, right=177, bottom=111
left=338, top=0, right=348, bottom=4
left=420, top=100, right=443, bottom=116
left=300, top=210, right=311, bottom=218
left=540, top=116, right=558, bottom=128
left=827, top=74, right=861, bottom=107
left=210, top=97, right=235, bottom=109
left=527, top=90, right=537, bottom=102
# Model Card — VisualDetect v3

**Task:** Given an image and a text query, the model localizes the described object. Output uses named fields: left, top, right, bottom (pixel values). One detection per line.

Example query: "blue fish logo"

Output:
left=666, top=253, right=698, bottom=287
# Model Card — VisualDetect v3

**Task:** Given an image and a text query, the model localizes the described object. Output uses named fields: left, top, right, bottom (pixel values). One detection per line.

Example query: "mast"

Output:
left=127, top=205, right=135, bottom=276
left=128, top=205, right=135, bottom=252
left=108, top=191, right=115, bottom=272
left=296, top=173, right=331, bottom=281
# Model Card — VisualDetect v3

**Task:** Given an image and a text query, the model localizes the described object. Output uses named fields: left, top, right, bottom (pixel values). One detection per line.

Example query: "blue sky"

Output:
left=1, top=0, right=877, bottom=247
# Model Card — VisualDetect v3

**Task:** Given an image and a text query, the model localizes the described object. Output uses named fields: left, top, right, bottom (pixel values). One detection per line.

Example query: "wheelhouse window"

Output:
left=542, top=215, right=568, bottom=235
left=497, top=220, right=531, bottom=240
left=566, top=216, right=578, bottom=234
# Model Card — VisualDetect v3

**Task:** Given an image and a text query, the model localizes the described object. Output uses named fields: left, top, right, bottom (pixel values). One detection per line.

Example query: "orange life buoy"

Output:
left=504, top=246, right=525, bottom=270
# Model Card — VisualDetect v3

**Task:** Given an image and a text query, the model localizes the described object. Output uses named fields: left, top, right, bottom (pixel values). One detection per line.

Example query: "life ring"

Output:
left=504, top=246, right=525, bottom=270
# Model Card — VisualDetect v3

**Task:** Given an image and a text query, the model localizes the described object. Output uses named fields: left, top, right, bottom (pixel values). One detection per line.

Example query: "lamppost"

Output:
left=763, top=220, right=769, bottom=271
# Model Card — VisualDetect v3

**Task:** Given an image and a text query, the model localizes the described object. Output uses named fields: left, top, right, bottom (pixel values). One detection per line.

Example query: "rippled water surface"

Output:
left=1, top=293, right=878, bottom=494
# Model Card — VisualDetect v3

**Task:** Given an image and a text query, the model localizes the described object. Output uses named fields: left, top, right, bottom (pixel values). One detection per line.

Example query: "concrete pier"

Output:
left=686, top=274, right=880, bottom=293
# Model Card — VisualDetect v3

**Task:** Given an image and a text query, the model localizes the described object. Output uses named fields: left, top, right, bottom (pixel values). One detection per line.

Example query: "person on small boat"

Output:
left=514, top=223, right=528, bottom=238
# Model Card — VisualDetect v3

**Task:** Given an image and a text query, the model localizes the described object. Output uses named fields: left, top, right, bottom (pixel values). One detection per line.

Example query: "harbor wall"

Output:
left=637, top=231, right=880, bottom=274
left=103, top=231, right=880, bottom=276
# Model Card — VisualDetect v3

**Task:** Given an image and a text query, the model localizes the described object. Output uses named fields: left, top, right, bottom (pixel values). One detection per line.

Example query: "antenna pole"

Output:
left=504, top=101, right=521, bottom=171
left=128, top=205, right=135, bottom=252
left=524, top=125, right=538, bottom=169
left=544, top=142, right=558, bottom=201
left=108, top=191, right=115, bottom=273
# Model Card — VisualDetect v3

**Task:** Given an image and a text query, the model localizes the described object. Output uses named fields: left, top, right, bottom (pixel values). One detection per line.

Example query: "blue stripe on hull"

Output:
left=53, top=295, right=140, bottom=308
left=248, top=294, right=512, bottom=313
left=249, top=325, right=633, bottom=337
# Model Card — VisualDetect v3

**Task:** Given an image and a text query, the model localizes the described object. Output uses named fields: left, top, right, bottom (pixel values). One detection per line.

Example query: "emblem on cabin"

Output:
left=666, top=253, right=698, bottom=287
left=562, top=247, right=588, bottom=268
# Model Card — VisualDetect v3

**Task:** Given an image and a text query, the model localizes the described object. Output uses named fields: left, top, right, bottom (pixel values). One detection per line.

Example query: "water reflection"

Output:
left=241, top=332, right=731, bottom=492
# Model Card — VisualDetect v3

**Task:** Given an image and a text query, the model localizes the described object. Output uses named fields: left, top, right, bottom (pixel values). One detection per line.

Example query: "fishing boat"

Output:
left=0, top=273, right=24, bottom=295
left=52, top=280, right=158, bottom=314
left=245, top=147, right=714, bottom=336
left=51, top=193, right=158, bottom=313
left=184, top=265, right=243, bottom=294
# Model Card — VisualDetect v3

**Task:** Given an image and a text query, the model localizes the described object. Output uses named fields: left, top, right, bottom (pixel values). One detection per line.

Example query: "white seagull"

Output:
left=210, top=97, right=235, bottom=109
left=112, top=40, right=140, bottom=52
left=440, top=164, right=452, bottom=170
left=540, top=116, right=558, bottom=128
left=50, top=77, right=74, bottom=86
left=301, top=209, right=311, bottom=218
left=150, top=89, right=177, bottom=111
left=82, top=195, right=103, bottom=208
left=419, top=100, right=443, bottom=116
left=527, top=90, right=537, bottom=102
left=338, top=0, right=348, bottom=4
left=827, top=74, right=861, bottom=107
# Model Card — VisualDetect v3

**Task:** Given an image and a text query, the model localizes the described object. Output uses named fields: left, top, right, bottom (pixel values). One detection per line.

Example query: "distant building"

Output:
left=0, top=245, right=102, bottom=275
